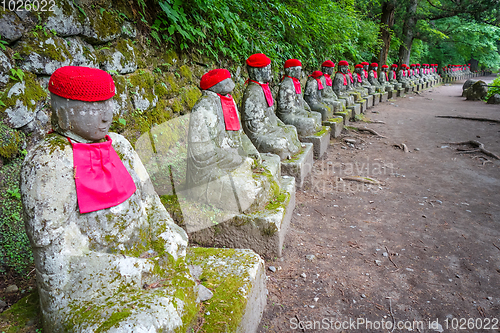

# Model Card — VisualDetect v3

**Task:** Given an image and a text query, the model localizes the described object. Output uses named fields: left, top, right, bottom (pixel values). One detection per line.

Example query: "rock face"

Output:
left=0, top=9, right=25, bottom=42
left=487, top=93, right=500, bottom=104
left=21, top=132, right=194, bottom=332
left=464, top=80, right=488, bottom=101
left=462, top=79, right=477, bottom=96
left=0, top=51, right=13, bottom=89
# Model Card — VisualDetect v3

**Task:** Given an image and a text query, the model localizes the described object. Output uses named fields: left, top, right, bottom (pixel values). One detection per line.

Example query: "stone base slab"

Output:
left=359, top=99, right=366, bottom=113
left=189, top=176, right=296, bottom=258
left=372, top=93, right=380, bottom=106
left=187, top=247, right=267, bottom=333
left=380, top=92, right=388, bottom=103
left=323, top=117, right=343, bottom=138
left=347, top=103, right=361, bottom=120
left=365, top=95, right=373, bottom=109
left=397, top=88, right=404, bottom=97
left=387, top=90, right=397, bottom=99
left=333, top=111, right=350, bottom=125
left=281, top=143, right=313, bottom=188
left=300, top=126, right=330, bottom=159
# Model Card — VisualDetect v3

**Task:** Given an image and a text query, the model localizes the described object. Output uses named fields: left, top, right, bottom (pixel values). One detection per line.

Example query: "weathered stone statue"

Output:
left=277, top=59, right=323, bottom=132
left=186, top=68, right=261, bottom=212
left=397, top=64, right=412, bottom=88
left=240, top=53, right=301, bottom=160
left=359, top=62, right=376, bottom=94
left=354, top=64, right=373, bottom=94
left=318, top=60, right=343, bottom=113
left=21, top=66, right=196, bottom=332
left=368, top=63, right=383, bottom=92
left=303, top=70, right=334, bottom=121
left=388, top=64, right=403, bottom=90
left=333, top=60, right=355, bottom=105
left=379, top=65, right=395, bottom=91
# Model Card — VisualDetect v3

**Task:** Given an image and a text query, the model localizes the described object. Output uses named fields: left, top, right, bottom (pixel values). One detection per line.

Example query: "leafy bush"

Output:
left=486, top=74, right=500, bottom=99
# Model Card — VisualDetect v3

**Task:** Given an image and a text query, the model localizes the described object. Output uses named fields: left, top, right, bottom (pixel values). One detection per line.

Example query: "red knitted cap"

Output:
left=391, top=64, right=398, bottom=68
left=411, top=64, right=416, bottom=67
left=310, top=71, right=323, bottom=78
left=416, top=63, right=421, bottom=66
left=382, top=65, right=389, bottom=68
left=338, top=60, right=349, bottom=66
left=246, top=53, right=271, bottom=68
left=284, top=59, right=302, bottom=68
left=361, top=62, right=369, bottom=66
left=200, top=69, right=231, bottom=90
left=49, top=66, right=115, bottom=102
left=370, top=63, right=378, bottom=67
left=354, top=64, right=363, bottom=68
left=322, top=60, right=335, bottom=67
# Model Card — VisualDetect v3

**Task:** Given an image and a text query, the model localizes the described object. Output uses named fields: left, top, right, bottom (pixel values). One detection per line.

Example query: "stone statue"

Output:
left=303, top=70, right=333, bottom=121
left=240, top=53, right=301, bottom=160
left=186, top=68, right=261, bottom=212
left=397, top=64, right=412, bottom=88
left=368, top=63, right=383, bottom=92
left=360, top=62, right=376, bottom=94
left=388, top=64, right=403, bottom=90
left=378, top=65, right=394, bottom=91
left=333, top=60, right=355, bottom=105
left=21, top=66, right=195, bottom=332
left=277, top=59, right=323, bottom=133
left=318, top=60, right=343, bottom=114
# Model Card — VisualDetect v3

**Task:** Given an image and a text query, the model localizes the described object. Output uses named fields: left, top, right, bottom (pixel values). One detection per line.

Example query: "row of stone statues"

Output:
left=20, top=55, right=444, bottom=332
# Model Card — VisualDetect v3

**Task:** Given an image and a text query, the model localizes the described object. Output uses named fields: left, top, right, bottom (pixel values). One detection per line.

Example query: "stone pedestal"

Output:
left=281, top=143, right=313, bottom=188
left=187, top=247, right=267, bottom=333
left=359, top=99, right=366, bottom=113
left=397, top=88, right=404, bottom=97
left=189, top=175, right=296, bottom=258
left=387, top=90, right=397, bottom=99
left=380, top=92, right=388, bottom=103
left=334, top=110, right=350, bottom=125
left=323, top=117, right=344, bottom=138
left=347, top=103, right=361, bottom=119
left=365, top=94, right=373, bottom=108
left=300, top=126, right=331, bottom=159
left=372, top=93, right=380, bottom=106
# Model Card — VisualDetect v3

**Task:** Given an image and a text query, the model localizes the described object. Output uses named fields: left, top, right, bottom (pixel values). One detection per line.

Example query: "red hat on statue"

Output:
left=284, top=59, right=302, bottom=68
left=391, top=64, right=398, bottom=68
left=310, top=71, right=323, bottom=78
left=338, top=60, right=349, bottom=66
left=246, top=53, right=271, bottom=67
left=370, top=63, right=378, bottom=67
left=322, top=60, right=335, bottom=67
left=200, top=69, right=231, bottom=90
left=382, top=65, right=389, bottom=68
left=361, top=62, right=369, bottom=66
left=49, top=66, right=115, bottom=102
left=354, top=64, right=363, bottom=68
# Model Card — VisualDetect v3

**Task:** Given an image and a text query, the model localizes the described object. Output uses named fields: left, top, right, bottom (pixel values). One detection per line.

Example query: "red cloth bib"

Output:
left=218, top=93, right=240, bottom=131
left=356, top=73, right=362, bottom=83
left=286, top=76, right=302, bottom=94
left=347, top=72, right=354, bottom=83
left=363, top=70, right=368, bottom=79
left=315, top=78, right=324, bottom=90
left=324, top=74, right=332, bottom=87
left=392, top=72, right=396, bottom=80
left=69, top=136, right=137, bottom=214
left=247, top=79, right=274, bottom=107
left=373, top=70, right=378, bottom=79
left=385, top=72, right=388, bottom=81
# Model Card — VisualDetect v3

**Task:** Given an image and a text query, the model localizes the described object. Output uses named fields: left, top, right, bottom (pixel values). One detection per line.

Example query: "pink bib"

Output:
left=69, top=136, right=136, bottom=214
left=286, top=76, right=302, bottom=94
left=324, top=74, right=333, bottom=87
left=373, top=70, right=378, bottom=79
left=218, top=93, right=240, bottom=131
left=248, top=79, right=274, bottom=107
left=356, top=73, right=362, bottom=83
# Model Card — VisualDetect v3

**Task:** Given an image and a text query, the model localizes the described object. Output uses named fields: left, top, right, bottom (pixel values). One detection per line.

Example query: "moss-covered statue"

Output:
left=379, top=64, right=395, bottom=91
left=332, top=60, right=355, bottom=105
left=397, top=64, right=412, bottom=88
left=240, top=53, right=301, bottom=160
left=359, top=61, right=376, bottom=94
left=277, top=59, right=322, bottom=135
left=21, top=66, right=198, bottom=332
left=368, top=62, right=383, bottom=92
left=303, top=69, right=332, bottom=121
left=388, top=64, right=403, bottom=90
left=186, top=68, right=261, bottom=213
left=315, top=60, right=343, bottom=113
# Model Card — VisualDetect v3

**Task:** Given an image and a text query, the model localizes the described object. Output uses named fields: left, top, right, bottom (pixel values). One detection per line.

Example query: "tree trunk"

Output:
left=398, top=0, right=418, bottom=65
left=378, top=1, right=396, bottom=66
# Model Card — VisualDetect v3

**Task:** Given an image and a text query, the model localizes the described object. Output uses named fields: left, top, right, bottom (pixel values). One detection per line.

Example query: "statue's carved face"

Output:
left=354, top=67, right=362, bottom=74
left=371, top=66, right=378, bottom=72
left=321, top=67, right=334, bottom=75
left=285, top=66, right=301, bottom=79
left=248, top=64, right=272, bottom=83
left=382, top=67, right=388, bottom=72
left=208, top=78, right=235, bottom=95
left=340, top=66, right=348, bottom=74
left=363, top=65, right=369, bottom=71
left=51, top=93, right=114, bottom=142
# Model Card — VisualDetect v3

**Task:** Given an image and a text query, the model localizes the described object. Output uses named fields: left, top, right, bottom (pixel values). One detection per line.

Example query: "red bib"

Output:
left=324, top=74, right=332, bottom=87
left=373, top=70, right=378, bottom=79
left=363, top=70, right=368, bottom=79
left=348, top=72, right=354, bottom=83
left=218, top=93, right=240, bottom=131
left=247, top=79, right=274, bottom=107
left=356, top=73, right=362, bottom=83
left=286, top=76, right=302, bottom=94
left=69, top=136, right=136, bottom=214
left=314, top=78, right=323, bottom=90
left=392, top=72, right=396, bottom=80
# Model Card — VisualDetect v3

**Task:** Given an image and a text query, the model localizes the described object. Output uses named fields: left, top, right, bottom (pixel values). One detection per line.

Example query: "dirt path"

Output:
left=258, top=76, right=500, bottom=333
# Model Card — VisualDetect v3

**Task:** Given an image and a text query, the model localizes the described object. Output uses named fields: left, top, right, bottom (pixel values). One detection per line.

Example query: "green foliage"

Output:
left=0, top=38, right=7, bottom=51
left=486, top=74, right=500, bottom=99
left=140, top=0, right=380, bottom=69
left=9, top=68, right=25, bottom=82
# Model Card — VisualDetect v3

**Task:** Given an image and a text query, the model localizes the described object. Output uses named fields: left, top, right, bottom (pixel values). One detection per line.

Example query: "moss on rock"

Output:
left=0, top=124, right=25, bottom=159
